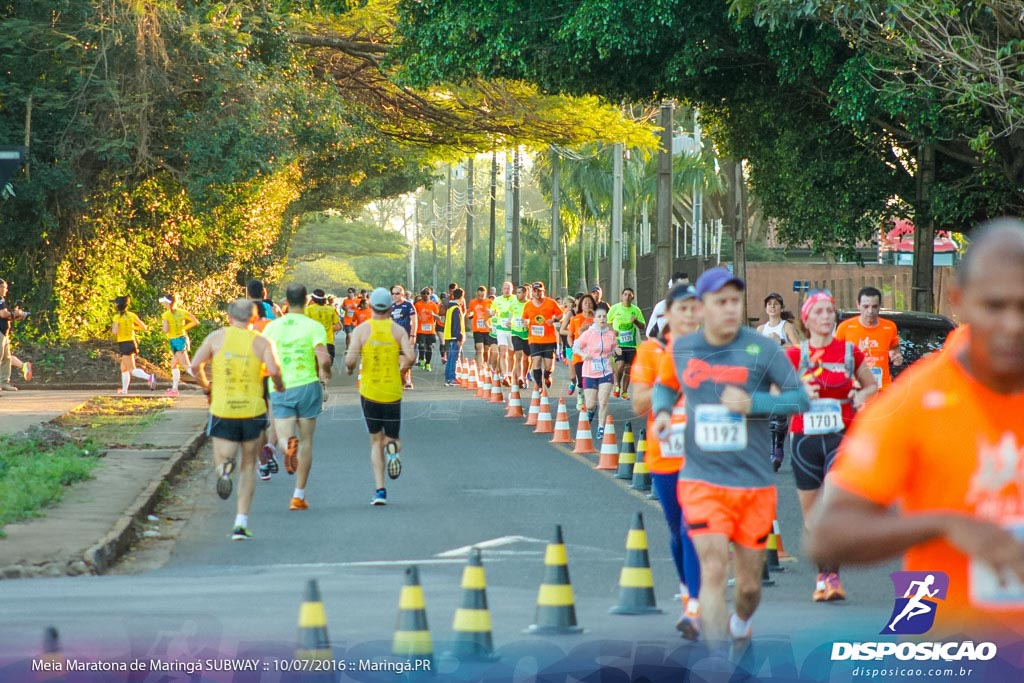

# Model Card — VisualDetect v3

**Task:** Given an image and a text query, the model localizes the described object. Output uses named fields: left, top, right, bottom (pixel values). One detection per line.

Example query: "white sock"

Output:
left=679, top=583, right=690, bottom=600
left=234, top=514, right=248, bottom=528
left=172, top=368, right=180, bottom=390
left=293, top=488, right=305, bottom=500
left=121, top=371, right=130, bottom=393
left=729, top=613, right=751, bottom=637
left=186, top=365, right=195, bottom=377
left=131, top=368, right=149, bottom=380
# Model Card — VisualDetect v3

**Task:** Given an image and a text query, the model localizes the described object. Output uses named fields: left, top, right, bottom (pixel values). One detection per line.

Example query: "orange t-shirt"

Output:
left=835, top=316, right=900, bottom=388
left=467, top=297, right=493, bottom=334
left=568, top=313, right=594, bottom=366
left=353, top=307, right=372, bottom=326
left=414, top=300, right=440, bottom=335
left=943, top=324, right=969, bottom=355
left=830, top=351, right=1024, bottom=636
left=341, top=297, right=360, bottom=325
left=632, top=337, right=685, bottom=475
left=522, top=297, right=563, bottom=344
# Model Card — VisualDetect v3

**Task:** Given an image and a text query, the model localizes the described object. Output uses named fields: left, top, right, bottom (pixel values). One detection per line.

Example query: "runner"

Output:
left=565, top=293, right=596, bottom=410
left=491, top=282, right=517, bottom=385
left=159, top=293, right=199, bottom=397
left=413, top=288, right=441, bottom=371
left=632, top=283, right=703, bottom=638
left=756, top=292, right=801, bottom=346
left=442, top=288, right=466, bottom=387
left=572, top=302, right=617, bottom=438
left=522, top=281, right=563, bottom=392
left=353, top=295, right=372, bottom=326
left=808, top=219, right=1024, bottom=638
left=190, top=299, right=284, bottom=540
left=246, top=279, right=282, bottom=481
left=652, top=268, right=810, bottom=653
left=834, top=286, right=903, bottom=389
left=305, top=288, right=342, bottom=365
left=785, top=289, right=876, bottom=602
left=646, top=272, right=689, bottom=338
left=466, top=286, right=495, bottom=369
left=389, top=284, right=417, bottom=389
left=508, top=285, right=531, bottom=387
left=346, top=288, right=416, bottom=505
left=607, top=287, right=646, bottom=399
left=111, top=295, right=157, bottom=395
left=557, top=296, right=577, bottom=364
left=0, top=279, right=31, bottom=392
left=260, top=284, right=332, bottom=511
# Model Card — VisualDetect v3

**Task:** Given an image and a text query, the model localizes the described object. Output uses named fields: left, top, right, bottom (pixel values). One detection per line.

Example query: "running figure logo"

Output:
left=882, top=571, right=949, bottom=635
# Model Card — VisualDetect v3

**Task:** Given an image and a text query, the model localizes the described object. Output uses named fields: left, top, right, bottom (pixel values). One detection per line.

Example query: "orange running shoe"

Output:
left=289, top=497, right=308, bottom=510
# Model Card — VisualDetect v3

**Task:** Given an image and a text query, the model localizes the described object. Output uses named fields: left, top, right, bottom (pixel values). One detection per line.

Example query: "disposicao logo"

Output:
left=882, top=571, right=948, bottom=635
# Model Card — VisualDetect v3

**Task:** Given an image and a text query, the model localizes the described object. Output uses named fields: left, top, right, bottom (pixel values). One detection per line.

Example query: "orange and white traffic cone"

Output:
left=774, top=518, right=794, bottom=562
left=506, top=384, right=525, bottom=418
left=489, top=370, right=504, bottom=404
left=595, top=416, right=619, bottom=470
left=550, top=399, right=572, bottom=444
left=456, top=358, right=465, bottom=387
left=572, top=410, right=596, bottom=454
left=525, top=389, right=541, bottom=426
left=467, top=361, right=479, bottom=392
left=534, top=394, right=554, bottom=434
left=478, top=367, right=492, bottom=399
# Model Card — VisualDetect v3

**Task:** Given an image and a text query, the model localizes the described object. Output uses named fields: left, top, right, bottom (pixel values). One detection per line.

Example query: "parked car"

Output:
left=836, top=309, right=957, bottom=378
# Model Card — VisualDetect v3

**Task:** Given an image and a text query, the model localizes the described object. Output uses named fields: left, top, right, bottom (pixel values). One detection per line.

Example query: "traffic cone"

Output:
left=525, top=525, right=583, bottom=634
left=38, top=626, right=65, bottom=683
left=766, top=527, right=784, bottom=573
left=550, top=399, right=572, bottom=443
left=477, top=367, right=491, bottom=399
left=609, top=512, right=662, bottom=614
left=456, top=358, right=465, bottom=386
left=524, top=389, right=541, bottom=426
left=489, top=371, right=504, bottom=403
left=595, top=416, right=619, bottom=470
left=629, top=430, right=651, bottom=492
left=393, top=565, right=434, bottom=666
left=505, top=384, right=524, bottom=418
left=615, top=421, right=636, bottom=480
left=296, top=579, right=332, bottom=662
left=534, top=394, right=554, bottom=434
left=446, top=548, right=499, bottom=662
left=572, top=410, right=596, bottom=454
left=467, top=361, right=478, bottom=392
left=774, top=518, right=795, bottom=562
left=762, top=557, right=776, bottom=587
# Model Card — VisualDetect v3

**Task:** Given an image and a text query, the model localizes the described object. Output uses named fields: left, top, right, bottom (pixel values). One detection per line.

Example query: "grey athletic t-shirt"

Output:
left=668, top=327, right=804, bottom=489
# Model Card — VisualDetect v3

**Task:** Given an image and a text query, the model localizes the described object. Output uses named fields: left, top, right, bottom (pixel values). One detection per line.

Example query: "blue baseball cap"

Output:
left=695, top=268, right=745, bottom=298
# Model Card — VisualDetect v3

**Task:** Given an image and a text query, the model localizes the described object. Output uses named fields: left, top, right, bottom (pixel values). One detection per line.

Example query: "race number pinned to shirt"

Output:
left=531, top=325, right=546, bottom=337
left=870, top=365, right=883, bottom=385
left=590, top=357, right=610, bottom=375
left=421, top=323, right=433, bottom=333
left=476, top=319, right=487, bottom=330
left=617, top=329, right=634, bottom=345
left=660, top=407, right=688, bottom=459
left=970, top=522, right=1024, bottom=608
left=694, top=405, right=747, bottom=452
left=803, top=398, right=844, bottom=435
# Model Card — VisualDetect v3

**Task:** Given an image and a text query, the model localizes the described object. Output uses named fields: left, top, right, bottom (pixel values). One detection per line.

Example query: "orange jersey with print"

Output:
left=467, top=298, right=493, bottom=334
left=523, top=297, right=563, bottom=344
left=568, top=313, right=594, bottom=366
left=353, top=307, right=372, bottom=326
left=632, top=337, right=685, bottom=474
left=835, top=317, right=900, bottom=388
left=414, top=300, right=440, bottom=335
left=341, top=297, right=360, bottom=325
left=830, top=352, right=1024, bottom=635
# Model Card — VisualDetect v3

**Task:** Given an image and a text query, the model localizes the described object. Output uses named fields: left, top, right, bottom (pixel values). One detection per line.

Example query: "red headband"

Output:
left=801, top=292, right=834, bottom=323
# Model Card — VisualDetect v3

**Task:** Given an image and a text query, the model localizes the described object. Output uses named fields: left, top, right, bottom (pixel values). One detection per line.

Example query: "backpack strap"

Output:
left=844, top=341, right=854, bottom=379
left=798, top=341, right=811, bottom=378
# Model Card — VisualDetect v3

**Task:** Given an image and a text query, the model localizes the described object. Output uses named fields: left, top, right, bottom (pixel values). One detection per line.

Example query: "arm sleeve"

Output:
left=750, top=345, right=810, bottom=416
left=651, top=350, right=681, bottom=414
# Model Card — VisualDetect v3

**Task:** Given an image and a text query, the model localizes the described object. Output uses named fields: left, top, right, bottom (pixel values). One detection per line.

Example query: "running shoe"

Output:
left=285, top=436, right=299, bottom=475
left=117, top=388, right=128, bottom=395
left=425, top=363, right=432, bottom=372
left=676, top=600, right=701, bottom=642
left=265, top=444, right=280, bottom=474
left=566, top=382, right=576, bottom=396
left=612, top=385, right=620, bottom=398
left=621, top=390, right=630, bottom=400
left=148, top=373, right=157, bottom=391
left=771, top=447, right=784, bottom=473
left=371, top=488, right=387, bottom=506
left=812, top=573, right=828, bottom=602
left=216, top=461, right=235, bottom=500
left=257, top=464, right=272, bottom=482
left=823, top=572, right=846, bottom=601
left=231, top=526, right=253, bottom=541
left=165, top=388, right=179, bottom=397
left=545, top=374, right=552, bottom=388
left=385, top=441, right=402, bottom=480
left=22, top=362, right=32, bottom=382
left=404, top=382, right=414, bottom=389
left=729, top=615, right=753, bottom=658
left=289, top=497, right=308, bottom=510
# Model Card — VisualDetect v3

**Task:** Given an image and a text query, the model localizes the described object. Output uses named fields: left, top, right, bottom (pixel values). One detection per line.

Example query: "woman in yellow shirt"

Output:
left=112, top=295, right=156, bottom=394
left=160, top=293, right=199, bottom=397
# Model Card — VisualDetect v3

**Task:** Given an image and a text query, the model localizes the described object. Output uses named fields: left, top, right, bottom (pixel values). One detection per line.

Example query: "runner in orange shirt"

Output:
left=632, top=283, right=703, bottom=638
left=810, top=219, right=1024, bottom=640
left=522, top=281, right=563, bottom=392
left=413, top=289, right=441, bottom=371
left=466, top=286, right=495, bottom=368
left=353, top=297, right=372, bottom=326
left=834, top=286, right=903, bottom=388
left=340, top=288, right=361, bottom=349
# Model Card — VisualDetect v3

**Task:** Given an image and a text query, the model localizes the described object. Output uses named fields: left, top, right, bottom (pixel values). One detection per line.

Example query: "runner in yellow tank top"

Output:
left=345, top=287, right=416, bottom=506
left=191, top=298, right=283, bottom=541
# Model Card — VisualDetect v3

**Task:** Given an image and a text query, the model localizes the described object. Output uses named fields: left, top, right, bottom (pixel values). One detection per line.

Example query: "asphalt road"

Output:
left=0, top=359, right=900, bottom=680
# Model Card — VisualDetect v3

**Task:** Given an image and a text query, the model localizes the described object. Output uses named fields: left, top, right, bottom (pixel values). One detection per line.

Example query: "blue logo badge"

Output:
left=882, top=571, right=949, bottom=635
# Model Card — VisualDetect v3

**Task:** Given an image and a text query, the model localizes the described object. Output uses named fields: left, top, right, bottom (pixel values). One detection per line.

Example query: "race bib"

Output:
left=693, top=405, right=747, bottom=452
left=346, top=309, right=355, bottom=316
left=590, top=357, right=610, bottom=375
left=970, top=521, right=1024, bottom=608
left=476, top=319, right=487, bottom=330
left=421, top=323, right=433, bottom=333
left=514, top=317, right=526, bottom=329
left=802, top=399, right=843, bottom=435
left=530, top=325, right=546, bottom=337
left=660, top=408, right=688, bottom=459
left=617, top=329, right=635, bottom=345
left=870, top=366, right=884, bottom=384
left=502, top=317, right=512, bottom=328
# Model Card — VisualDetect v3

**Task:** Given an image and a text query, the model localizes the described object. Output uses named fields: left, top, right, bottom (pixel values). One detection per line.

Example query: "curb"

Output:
left=83, top=427, right=208, bottom=575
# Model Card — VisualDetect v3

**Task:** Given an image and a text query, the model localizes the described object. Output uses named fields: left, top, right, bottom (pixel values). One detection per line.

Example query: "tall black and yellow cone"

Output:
left=609, top=512, right=663, bottom=615
left=761, top=557, right=776, bottom=587
left=446, top=548, right=499, bottom=662
left=615, top=421, right=636, bottom=480
left=766, top=528, right=785, bottom=572
left=393, top=566, right=434, bottom=667
left=629, top=430, right=652, bottom=492
left=525, top=525, right=583, bottom=634
left=37, top=627, right=65, bottom=683
left=296, top=579, right=332, bottom=662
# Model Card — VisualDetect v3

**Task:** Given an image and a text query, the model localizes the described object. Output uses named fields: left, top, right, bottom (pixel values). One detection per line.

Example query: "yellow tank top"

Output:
left=210, top=327, right=266, bottom=419
left=359, top=318, right=403, bottom=403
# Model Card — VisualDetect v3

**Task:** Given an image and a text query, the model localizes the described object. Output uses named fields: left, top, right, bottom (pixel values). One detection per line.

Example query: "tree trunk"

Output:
left=912, top=143, right=936, bottom=312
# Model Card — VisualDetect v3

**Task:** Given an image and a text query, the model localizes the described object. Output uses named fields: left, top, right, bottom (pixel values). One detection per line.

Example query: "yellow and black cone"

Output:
left=609, top=512, right=663, bottom=615
left=615, top=421, right=636, bottom=480
left=629, top=430, right=652, bottom=492
left=761, top=556, right=776, bottom=587
left=393, top=565, right=434, bottom=667
left=525, top=525, right=583, bottom=634
left=446, top=548, right=499, bottom=662
left=296, top=579, right=332, bottom=662
left=766, top=529, right=785, bottom=572
left=37, top=626, right=65, bottom=683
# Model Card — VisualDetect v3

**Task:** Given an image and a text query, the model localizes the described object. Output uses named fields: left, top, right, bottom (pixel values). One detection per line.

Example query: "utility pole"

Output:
left=489, top=152, right=497, bottom=287
left=610, top=143, right=624, bottom=298
left=446, top=164, right=453, bottom=288
left=511, top=149, right=522, bottom=286
left=731, top=160, right=749, bottom=323
left=465, top=157, right=474, bottom=287
left=504, top=152, right=513, bottom=282
left=913, top=143, right=936, bottom=312
left=692, top=109, right=703, bottom=258
left=655, top=101, right=674, bottom=312
left=550, top=148, right=562, bottom=296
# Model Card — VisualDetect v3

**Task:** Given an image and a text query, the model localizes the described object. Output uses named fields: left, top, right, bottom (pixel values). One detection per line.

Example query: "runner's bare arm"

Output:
left=162, top=318, right=170, bottom=335
left=344, top=325, right=367, bottom=375
left=851, top=362, right=878, bottom=408
left=396, top=325, right=416, bottom=371
left=184, top=311, right=200, bottom=332
left=188, top=331, right=220, bottom=389
left=255, top=336, right=285, bottom=393
left=784, top=321, right=802, bottom=345
left=315, top=344, right=332, bottom=380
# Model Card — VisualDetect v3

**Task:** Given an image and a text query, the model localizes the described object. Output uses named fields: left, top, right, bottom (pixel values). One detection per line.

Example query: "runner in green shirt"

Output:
left=508, top=284, right=530, bottom=387
left=490, top=281, right=517, bottom=385
left=606, top=287, right=647, bottom=400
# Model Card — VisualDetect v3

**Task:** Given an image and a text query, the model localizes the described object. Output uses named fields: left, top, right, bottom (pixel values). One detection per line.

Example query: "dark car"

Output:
left=836, top=309, right=957, bottom=378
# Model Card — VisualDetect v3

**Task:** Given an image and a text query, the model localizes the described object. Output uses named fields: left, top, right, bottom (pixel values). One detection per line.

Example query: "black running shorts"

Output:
left=207, top=415, right=268, bottom=443
left=361, top=396, right=402, bottom=439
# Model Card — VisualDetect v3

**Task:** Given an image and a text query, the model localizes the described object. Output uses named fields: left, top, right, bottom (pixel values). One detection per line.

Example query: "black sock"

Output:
left=425, top=349, right=432, bottom=364
left=532, top=369, right=543, bottom=386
